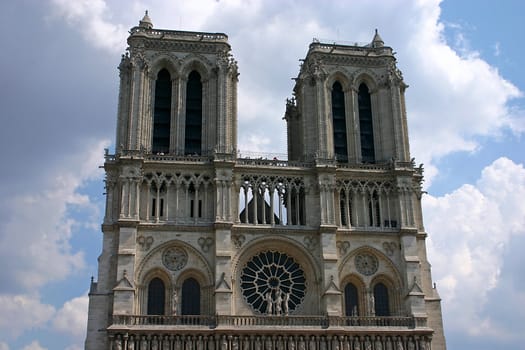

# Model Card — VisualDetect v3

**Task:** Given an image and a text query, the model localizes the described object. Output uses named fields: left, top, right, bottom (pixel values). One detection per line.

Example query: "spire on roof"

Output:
left=139, top=10, right=153, bottom=29
left=371, top=28, right=384, bottom=48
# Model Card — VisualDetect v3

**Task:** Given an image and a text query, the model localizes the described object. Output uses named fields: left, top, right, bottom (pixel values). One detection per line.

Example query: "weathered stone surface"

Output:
left=85, top=14, right=445, bottom=350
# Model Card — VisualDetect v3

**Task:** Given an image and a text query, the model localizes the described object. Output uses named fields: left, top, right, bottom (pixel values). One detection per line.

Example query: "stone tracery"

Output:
left=240, top=251, right=306, bottom=315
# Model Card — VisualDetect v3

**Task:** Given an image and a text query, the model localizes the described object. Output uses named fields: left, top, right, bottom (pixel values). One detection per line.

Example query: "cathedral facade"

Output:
left=85, top=13, right=446, bottom=350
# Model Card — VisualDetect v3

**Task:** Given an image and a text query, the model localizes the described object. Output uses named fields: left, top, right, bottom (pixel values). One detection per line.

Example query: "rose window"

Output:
left=240, top=251, right=306, bottom=315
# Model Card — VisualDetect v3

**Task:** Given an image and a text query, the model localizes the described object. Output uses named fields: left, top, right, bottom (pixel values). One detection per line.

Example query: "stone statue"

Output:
left=374, top=337, right=382, bottom=350
left=243, top=337, right=250, bottom=350
left=369, top=294, right=375, bottom=316
left=140, top=336, right=148, bottom=350
left=276, top=336, right=284, bottom=350
left=342, top=337, right=350, bottom=350
left=221, top=336, right=229, bottom=350
left=115, top=339, right=122, bottom=350
left=319, top=337, right=326, bottom=350
left=395, top=338, right=403, bottom=350
left=275, top=291, right=283, bottom=315
left=308, top=336, right=316, bottom=350
left=288, top=336, right=296, bottom=350
left=384, top=338, right=392, bottom=350
left=265, top=291, right=273, bottom=315
left=254, top=337, right=262, bottom=350
left=127, top=337, right=135, bottom=350
left=332, top=336, right=339, bottom=350
left=172, top=289, right=179, bottom=315
left=265, top=337, right=272, bottom=350
left=407, top=339, right=414, bottom=350
left=175, top=336, right=182, bottom=350
left=197, top=336, right=204, bottom=350
left=162, top=337, right=170, bottom=350
left=186, top=336, right=193, bottom=350
left=364, top=337, right=372, bottom=350
left=351, top=305, right=358, bottom=317
left=353, top=338, right=361, bottom=350
left=151, top=336, right=159, bottom=350
left=298, top=337, right=306, bottom=350
left=209, top=336, right=216, bottom=350
left=232, top=337, right=239, bottom=350
left=283, top=293, right=290, bottom=315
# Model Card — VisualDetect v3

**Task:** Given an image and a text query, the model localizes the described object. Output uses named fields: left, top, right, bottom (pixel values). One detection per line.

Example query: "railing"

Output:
left=236, top=158, right=312, bottom=168
left=130, top=27, right=229, bottom=42
left=145, top=154, right=212, bottom=163
left=112, top=315, right=418, bottom=329
left=327, top=316, right=416, bottom=328
left=217, top=315, right=328, bottom=327
left=104, top=149, right=417, bottom=173
left=112, top=315, right=216, bottom=327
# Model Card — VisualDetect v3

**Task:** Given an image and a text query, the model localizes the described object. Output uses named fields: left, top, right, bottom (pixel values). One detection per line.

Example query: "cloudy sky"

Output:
left=0, top=0, right=524, bottom=349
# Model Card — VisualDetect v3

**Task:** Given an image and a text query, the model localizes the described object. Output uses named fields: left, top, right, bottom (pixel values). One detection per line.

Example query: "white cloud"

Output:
left=390, top=5, right=523, bottom=187
left=52, top=294, right=89, bottom=339
left=0, top=295, right=55, bottom=339
left=0, top=342, right=9, bottom=350
left=22, top=341, right=47, bottom=350
left=49, top=0, right=128, bottom=53
left=0, top=139, right=108, bottom=292
left=424, top=157, right=525, bottom=337
left=0, top=134, right=107, bottom=344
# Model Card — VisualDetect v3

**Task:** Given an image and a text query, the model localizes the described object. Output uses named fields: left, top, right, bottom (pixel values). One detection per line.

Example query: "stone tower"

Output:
left=85, top=14, right=446, bottom=350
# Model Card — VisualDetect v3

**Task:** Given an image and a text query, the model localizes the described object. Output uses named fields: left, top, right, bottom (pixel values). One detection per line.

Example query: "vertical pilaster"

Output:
left=214, top=223, right=233, bottom=315
left=113, top=225, right=137, bottom=315
left=128, top=58, right=147, bottom=150
left=116, top=55, right=131, bottom=153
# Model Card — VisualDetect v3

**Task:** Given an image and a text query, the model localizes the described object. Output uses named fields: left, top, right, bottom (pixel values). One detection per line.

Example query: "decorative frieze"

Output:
left=109, top=333, right=432, bottom=350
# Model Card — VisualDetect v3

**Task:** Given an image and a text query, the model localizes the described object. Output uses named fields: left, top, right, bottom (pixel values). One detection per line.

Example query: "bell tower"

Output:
left=115, top=12, right=238, bottom=156
left=286, top=30, right=410, bottom=164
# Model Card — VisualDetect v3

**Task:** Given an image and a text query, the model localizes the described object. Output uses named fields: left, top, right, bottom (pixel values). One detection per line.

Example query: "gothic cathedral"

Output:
left=85, top=13, right=446, bottom=350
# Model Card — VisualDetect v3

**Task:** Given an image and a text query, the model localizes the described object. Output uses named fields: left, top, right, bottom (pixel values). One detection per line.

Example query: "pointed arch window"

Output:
left=340, top=189, right=353, bottom=227
left=374, top=282, right=390, bottom=316
left=332, top=82, right=348, bottom=162
left=147, top=277, right=165, bottom=315
left=181, top=277, right=201, bottom=315
left=368, top=190, right=380, bottom=227
left=358, top=83, right=375, bottom=163
left=185, top=71, right=203, bottom=155
left=152, top=69, right=172, bottom=154
left=344, top=283, right=359, bottom=316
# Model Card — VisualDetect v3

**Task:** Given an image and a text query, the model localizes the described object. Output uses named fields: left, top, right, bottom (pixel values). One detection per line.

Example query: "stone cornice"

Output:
left=231, top=225, right=318, bottom=235
left=130, top=37, right=230, bottom=55
left=137, top=222, right=215, bottom=232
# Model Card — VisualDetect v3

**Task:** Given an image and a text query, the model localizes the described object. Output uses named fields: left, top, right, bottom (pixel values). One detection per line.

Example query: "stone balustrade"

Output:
left=130, top=27, right=229, bottom=42
left=111, top=315, right=419, bottom=329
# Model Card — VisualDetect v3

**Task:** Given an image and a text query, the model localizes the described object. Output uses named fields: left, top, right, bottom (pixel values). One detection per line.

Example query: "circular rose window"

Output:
left=240, top=251, right=306, bottom=315
left=355, top=253, right=379, bottom=276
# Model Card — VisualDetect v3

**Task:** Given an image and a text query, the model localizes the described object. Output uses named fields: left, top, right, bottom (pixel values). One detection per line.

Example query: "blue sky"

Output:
left=0, top=1, right=524, bottom=349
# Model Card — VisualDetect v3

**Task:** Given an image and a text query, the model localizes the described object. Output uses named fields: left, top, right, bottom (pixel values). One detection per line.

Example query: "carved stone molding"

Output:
left=232, top=234, right=246, bottom=249
left=336, top=240, right=351, bottom=255
left=382, top=242, right=397, bottom=256
left=162, top=246, right=188, bottom=271
left=137, top=235, right=154, bottom=250
left=198, top=237, right=214, bottom=252
left=303, top=236, right=318, bottom=251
